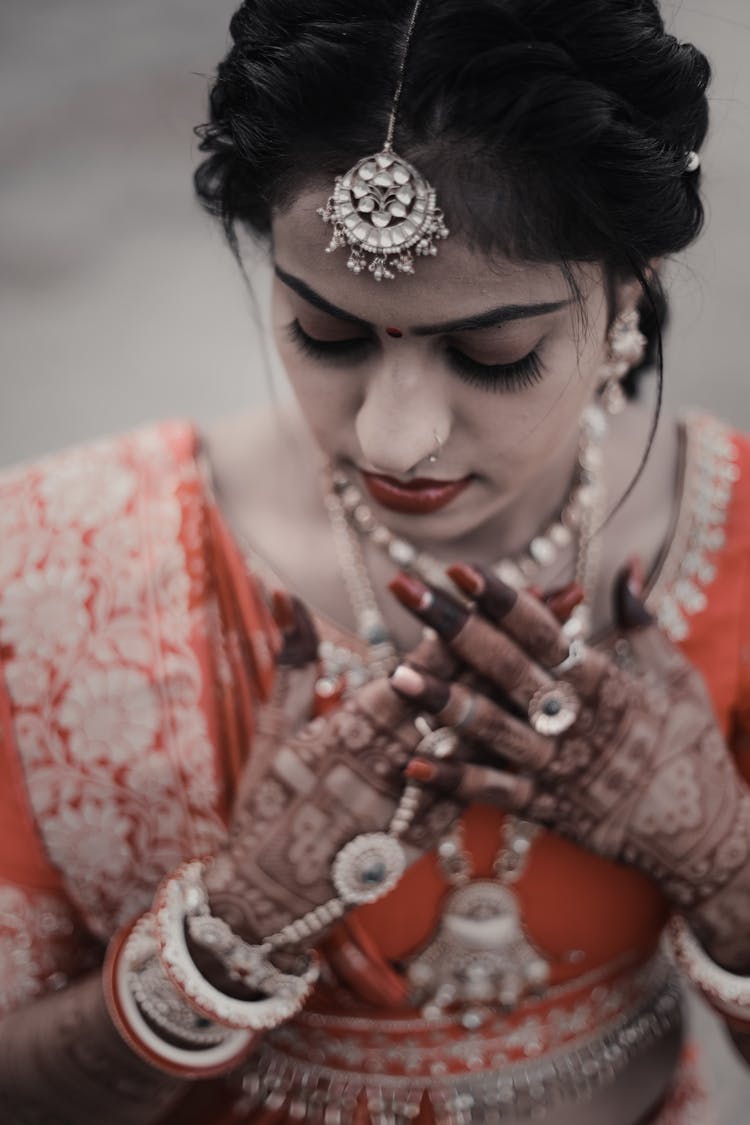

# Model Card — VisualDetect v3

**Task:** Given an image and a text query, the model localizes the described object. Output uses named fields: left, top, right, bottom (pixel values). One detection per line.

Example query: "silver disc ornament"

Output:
left=318, top=146, right=449, bottom=281
left=528, top=682, right=581, bottom=737
left=406, top=880, right=550, bottom=1020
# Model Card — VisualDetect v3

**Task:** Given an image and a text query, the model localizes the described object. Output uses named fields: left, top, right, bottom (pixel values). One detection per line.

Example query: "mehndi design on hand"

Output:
left=205, top=594, right=460, bottom=945
left=389, top=565, right=750, bottom=944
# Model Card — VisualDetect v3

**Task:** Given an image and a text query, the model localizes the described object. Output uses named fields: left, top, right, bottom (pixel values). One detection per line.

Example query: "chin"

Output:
left=377, top=488, right=506, bottom=544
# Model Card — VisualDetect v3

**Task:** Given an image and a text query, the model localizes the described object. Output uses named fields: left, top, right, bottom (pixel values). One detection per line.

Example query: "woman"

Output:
left=1, top=1, right=749, bottom=1122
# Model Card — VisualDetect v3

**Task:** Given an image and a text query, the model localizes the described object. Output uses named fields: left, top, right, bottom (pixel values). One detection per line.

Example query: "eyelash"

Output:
left=286, top=320, right=545, bottom=393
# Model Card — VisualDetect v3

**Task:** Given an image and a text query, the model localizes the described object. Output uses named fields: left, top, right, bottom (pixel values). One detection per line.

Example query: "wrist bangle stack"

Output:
left=105, top=770, right=427, bottom=1078
left=155, top=861, right=320, bottom=1030
left=104, top=914, right=258, bottom=1079
left=105, top=861, right=321, bottom=1079
left=667, top=914, right=750, bottom=1030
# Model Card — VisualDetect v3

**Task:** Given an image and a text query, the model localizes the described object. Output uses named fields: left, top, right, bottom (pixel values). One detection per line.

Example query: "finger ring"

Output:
left=414, top=717, right=460, bottom=759
left=527, top=682, right=580, bottom=736
left=452, top=693, right=477, bottom=733
left=548, top=637, right=586, bottom=677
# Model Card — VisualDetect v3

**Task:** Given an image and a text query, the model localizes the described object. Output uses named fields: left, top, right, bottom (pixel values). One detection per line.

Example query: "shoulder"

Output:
left=647, top=412, right=747, bottom=640
left=0, top=415, right=211, bottom=706
left=0, top=419, right=232, bottom=935
left=0, top=416, right=208, bottom=657
left=0, top=417, right=200, bottom=508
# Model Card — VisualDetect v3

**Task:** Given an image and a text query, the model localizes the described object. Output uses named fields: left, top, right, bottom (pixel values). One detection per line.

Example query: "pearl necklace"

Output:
left=322, top=404, right=608, bottom=674
left=322, top=412, right=607, bottom=1026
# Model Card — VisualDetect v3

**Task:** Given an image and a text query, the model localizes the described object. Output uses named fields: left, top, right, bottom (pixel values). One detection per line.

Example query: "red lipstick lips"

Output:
left=360, top=471, right=472, bottom=514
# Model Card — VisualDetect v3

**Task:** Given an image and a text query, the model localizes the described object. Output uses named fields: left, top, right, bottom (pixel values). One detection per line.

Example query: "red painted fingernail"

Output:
left=271, top=589, right=295, bottom=632
left=389, top=572, right=433, bottom=612
left=405, top=759, right=438, bottom=783
left=547, top=583, right=585, bottom=622
left=446, top=563, right=485, bottom=598
left=627, top=556, right=645, bottom=598
left=313, top=676, right=346, bottom=717
left=385, top=326, right=403, bottom=338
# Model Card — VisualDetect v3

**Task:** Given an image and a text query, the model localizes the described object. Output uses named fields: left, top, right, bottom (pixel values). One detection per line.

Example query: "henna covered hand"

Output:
left=389, top=566, right=750, bottom=942
left=204, top=594, right=459, bottom=944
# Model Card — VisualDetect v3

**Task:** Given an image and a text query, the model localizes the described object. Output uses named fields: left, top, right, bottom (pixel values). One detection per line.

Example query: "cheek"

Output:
left=458, top=339, right=601, bottom=473
left=273, top=329, right=362, bottom=442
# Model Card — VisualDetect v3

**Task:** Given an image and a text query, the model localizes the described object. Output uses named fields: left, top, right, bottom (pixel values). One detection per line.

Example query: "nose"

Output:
left=354, top=357, right=452, bottom=478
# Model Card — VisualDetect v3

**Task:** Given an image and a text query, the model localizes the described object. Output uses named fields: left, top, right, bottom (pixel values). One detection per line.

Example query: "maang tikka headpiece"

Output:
left=318, top=0, right=449, bottom=281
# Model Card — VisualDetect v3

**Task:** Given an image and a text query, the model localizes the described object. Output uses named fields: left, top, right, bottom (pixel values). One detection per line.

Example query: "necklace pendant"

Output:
left=406, top=880, right=550, bottom=1019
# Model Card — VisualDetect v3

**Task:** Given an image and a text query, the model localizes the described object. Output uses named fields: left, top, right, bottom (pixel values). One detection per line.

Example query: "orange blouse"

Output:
left=0, top=412, right=747, bottom=1122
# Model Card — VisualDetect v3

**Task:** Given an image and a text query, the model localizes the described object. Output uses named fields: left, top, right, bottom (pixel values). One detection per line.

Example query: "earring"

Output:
left=599, top=310, right=647, bottom=416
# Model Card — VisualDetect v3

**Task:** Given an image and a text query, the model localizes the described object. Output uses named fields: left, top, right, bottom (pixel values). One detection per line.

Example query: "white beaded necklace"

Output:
left=322, top=408, right=607, bottom=1026
left=322, top=403, right=608, bottom=681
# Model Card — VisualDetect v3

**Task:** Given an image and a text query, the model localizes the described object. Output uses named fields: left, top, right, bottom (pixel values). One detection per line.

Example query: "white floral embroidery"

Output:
left=44, top=799, right=134, bottom=885
left=38, top=452, right=137, bottom=530
left=0, top=422, right=227, bottom=945
left=0, top=565, right=91, bottom=659
left=58, top=666, right=160, bottom=764
left=0, top=884, right=83, bottom=1016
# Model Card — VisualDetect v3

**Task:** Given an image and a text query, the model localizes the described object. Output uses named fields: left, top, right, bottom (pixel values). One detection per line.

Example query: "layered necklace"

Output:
left=322, top=402, right=607, bottom=679
left=321, top=405, right=608, bottom=1022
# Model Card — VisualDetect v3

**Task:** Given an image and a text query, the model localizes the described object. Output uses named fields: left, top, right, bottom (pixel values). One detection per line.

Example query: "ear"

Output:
left=612, top=258, right=662, bottom=317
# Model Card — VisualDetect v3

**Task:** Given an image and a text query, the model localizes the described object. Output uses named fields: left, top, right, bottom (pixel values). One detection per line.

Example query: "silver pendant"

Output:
left=406, top=880, right=550, bottom=1023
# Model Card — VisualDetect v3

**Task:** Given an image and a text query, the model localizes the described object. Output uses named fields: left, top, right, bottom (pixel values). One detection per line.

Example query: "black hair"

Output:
left=194, top=0, right=710, bottom=497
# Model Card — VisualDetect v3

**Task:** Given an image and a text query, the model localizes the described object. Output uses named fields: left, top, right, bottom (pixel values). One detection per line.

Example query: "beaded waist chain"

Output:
left=232, top=954, right=683, bottom=1123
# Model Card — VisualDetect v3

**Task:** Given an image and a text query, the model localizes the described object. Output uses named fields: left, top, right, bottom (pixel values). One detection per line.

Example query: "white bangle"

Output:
left=154, top=861, right=319, bottom=1031
left=667, top=914, right=750, bottom=1022
left=104, top=915, right=255, bottom=1079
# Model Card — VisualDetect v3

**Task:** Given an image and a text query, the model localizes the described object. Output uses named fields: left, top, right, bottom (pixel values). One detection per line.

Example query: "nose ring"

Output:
left=427, top=429, right=444, bottom=465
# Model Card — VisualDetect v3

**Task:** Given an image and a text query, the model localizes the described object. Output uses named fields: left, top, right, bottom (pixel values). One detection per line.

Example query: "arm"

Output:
left=0, top=601, right=454, bottom=1122
left=0, top=970, right=187, bottom=1125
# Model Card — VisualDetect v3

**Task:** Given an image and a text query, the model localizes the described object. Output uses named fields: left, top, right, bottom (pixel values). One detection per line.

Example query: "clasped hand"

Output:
left=389, top=563, right=750, bottom=914
left=204, top=594, right=459, bottom=945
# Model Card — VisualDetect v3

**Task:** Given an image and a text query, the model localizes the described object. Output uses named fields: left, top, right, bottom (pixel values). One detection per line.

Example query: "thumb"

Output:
left=271, top=589, right=320, bottom=668
left=612, top=558, right=691, bottom=682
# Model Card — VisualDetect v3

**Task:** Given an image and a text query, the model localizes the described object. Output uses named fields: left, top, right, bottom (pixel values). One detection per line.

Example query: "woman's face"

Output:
left=270, top=186, right=621, bottom=545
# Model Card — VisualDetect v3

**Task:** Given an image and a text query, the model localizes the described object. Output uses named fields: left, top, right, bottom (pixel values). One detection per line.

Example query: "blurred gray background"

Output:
left=1, top=1, right=750, bottom=1120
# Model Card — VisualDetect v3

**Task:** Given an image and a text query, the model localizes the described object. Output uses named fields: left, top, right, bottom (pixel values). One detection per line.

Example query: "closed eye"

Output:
left=286, top=319, right=373, bottom=361
left=445, top=345, right=545, bottom=391
left=286, top=320, right=546, bottom=392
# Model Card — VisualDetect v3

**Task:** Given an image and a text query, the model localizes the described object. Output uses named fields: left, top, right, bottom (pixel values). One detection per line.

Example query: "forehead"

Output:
left=271, top=187, right=584, bottom=325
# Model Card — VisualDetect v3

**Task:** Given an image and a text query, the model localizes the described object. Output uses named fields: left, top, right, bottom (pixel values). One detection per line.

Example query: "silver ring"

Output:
left=548, top=637, right=586, bottom=677
left=528, top=682, right=580, bottom=737
left=414, top=717, right=459, bottom=760
left=452, top=693, right=477, bottom=733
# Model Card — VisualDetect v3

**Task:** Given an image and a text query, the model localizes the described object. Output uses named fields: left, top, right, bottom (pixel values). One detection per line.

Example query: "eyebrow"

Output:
left=274, top=264, right=572, bottom=334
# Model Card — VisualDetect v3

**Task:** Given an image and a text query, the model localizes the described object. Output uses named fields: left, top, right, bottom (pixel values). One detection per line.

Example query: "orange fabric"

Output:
left=1, top=415, right=749, bottom=1124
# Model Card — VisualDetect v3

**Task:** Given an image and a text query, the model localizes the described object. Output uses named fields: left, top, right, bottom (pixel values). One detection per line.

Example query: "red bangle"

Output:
left=103, top=915, right=258, bottom=1080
